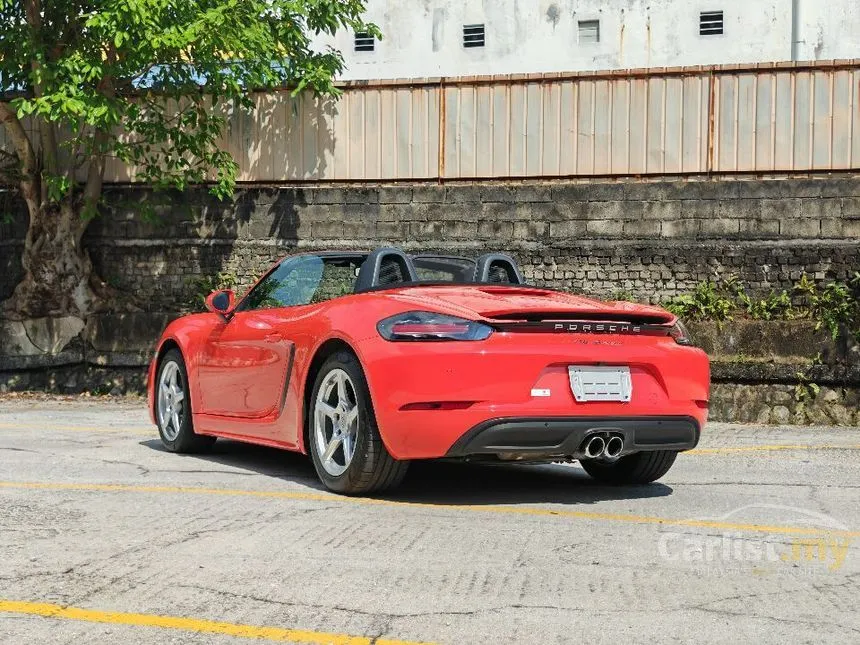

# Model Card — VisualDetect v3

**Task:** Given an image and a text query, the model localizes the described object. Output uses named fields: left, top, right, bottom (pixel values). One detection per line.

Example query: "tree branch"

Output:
left=23, top=0, right=59, bottom=190
left=0, top=101, right=39, bottom=218
left=81, top=68, right=119, bottom=232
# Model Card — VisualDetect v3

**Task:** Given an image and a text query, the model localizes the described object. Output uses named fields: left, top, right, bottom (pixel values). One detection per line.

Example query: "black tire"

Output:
left=580, top=450, right=678, bottom=484
left=155, top=349, right=216, bottom=454
left=308, top=351, right=408, bottom=495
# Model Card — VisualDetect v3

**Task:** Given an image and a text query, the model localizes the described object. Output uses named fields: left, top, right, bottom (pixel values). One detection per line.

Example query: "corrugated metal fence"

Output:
left=5, top=61, right=860, bottom=183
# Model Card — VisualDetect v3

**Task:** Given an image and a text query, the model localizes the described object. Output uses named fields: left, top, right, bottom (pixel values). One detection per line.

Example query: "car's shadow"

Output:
left=140, top=439, right=672, bottom=506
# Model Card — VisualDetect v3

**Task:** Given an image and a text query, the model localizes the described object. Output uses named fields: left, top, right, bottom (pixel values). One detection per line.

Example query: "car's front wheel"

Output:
left=580, top=450, right=678, bottom=484
left=156, top=349, right=216, bottom=453
left=308, top=351, right=408, bottom=494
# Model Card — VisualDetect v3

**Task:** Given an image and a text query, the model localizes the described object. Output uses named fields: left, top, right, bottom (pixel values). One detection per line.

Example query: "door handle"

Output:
left=265, top=333, right=283, bottom=343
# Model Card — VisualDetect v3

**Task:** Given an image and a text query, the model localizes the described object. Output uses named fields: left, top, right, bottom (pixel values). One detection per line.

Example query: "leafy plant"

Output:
left=738, top=289, right=793, bottom=321
left=664, top=273, right=859, bottom=342
left=610, top=289, right=634, bottom=302
left=186, top=271, right=239, bottom=311
left=664, top=280, right=734, bottom=322
left=792, top=273, right=860, bottom=341
left=794, top=353, right=823, bottom=411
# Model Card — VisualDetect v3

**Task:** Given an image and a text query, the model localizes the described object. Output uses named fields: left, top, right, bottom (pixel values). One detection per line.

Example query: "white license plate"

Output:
left=568, top=366, right=632, bottom=402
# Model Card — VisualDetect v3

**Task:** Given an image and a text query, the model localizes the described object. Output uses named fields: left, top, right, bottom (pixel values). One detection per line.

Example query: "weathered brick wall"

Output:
left=1, top=177, right=858, bottom=310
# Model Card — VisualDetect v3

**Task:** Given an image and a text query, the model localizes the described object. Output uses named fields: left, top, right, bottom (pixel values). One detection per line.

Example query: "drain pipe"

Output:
left=790, top=0, right=801, bottom=61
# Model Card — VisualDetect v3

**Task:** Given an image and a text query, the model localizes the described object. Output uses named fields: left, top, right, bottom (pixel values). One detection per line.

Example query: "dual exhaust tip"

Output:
left=584, top=434, right=624, bottom=459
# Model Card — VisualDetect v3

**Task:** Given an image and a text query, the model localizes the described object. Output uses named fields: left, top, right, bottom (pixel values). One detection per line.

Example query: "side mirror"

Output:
left=205, top=290, right=236, bottom=318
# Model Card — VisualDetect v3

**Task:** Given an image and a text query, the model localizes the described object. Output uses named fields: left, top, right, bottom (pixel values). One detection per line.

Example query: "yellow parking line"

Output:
left=0, top=422, right=152, bottom=436
left=0, top=599, right=429, bottom=645
left=689, top=444, right=860, bottom=455
left=0, top=480, right=857, bottom=539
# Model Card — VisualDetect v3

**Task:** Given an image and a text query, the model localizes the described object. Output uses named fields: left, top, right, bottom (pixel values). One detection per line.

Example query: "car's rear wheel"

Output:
left=308, top=352, right=408, bottom=494
left=580, top=450, right=678, bottom=484
left=156, top=349, right=215, bottom=453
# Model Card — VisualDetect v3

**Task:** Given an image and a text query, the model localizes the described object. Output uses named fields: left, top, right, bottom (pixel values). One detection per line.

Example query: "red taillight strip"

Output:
left=390, top=323, right=471, bottom=335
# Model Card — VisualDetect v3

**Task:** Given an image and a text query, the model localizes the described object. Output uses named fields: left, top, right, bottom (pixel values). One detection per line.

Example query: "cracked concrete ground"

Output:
left=0, top=398, right=858, bottom=644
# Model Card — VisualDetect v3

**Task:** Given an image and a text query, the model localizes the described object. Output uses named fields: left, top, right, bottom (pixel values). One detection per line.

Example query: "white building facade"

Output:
left=319, top=0, right=860, bottom=80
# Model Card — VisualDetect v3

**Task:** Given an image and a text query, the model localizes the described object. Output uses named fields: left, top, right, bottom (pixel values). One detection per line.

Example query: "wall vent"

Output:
left=699, top=11, right=724, bottom=36
left=578, top=20, right=600, bottom=44
left=354, top=31, right=375, bottom=52
left=463, top=24, right=485, bottom=48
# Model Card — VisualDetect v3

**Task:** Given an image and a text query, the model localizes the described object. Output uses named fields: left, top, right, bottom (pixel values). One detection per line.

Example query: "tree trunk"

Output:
left=1, top=199, right=104, bottom=320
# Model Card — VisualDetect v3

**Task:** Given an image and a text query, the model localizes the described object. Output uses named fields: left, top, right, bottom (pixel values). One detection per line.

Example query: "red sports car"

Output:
left=148, top=248, right=710, bottom=494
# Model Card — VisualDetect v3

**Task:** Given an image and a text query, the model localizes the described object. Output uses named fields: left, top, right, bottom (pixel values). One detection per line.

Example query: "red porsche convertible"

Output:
left=148, top=248, right=710, bottom=494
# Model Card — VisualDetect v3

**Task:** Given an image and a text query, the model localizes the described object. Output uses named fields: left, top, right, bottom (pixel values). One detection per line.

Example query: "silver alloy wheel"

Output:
left=314, top=368, right=360, bottom=477
left=157, top=361, right=186, bottom=441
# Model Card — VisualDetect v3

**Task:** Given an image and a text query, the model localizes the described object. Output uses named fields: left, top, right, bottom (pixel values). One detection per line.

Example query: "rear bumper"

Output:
left=358, top=332, right=710, bottom=460
left=445, top=415, right=700, bottom=458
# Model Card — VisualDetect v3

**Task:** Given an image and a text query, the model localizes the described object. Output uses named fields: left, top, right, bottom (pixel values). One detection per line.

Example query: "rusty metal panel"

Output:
left=459, top=86, right=477, bottom=177
left=812, top=71, right=833, bottom=169
left=663, top=77, right=683, bottom=173
left=558, top=82, right=577, bottom=175
left=754, top=73, right=774, bottom=170
left=715, top=75, right=733, bottom=171
left=12, top=63, right=860, bottom=186
left=491, top=84, right=509, bottom=176
left=508, top=83, right=527, bottom=176
left=684, top=75, right=706, bottom=173
left=379, top=90, right=396, bottom=179
left=541, top=82, right=561, bottom=176
left=773, top=72, right=794, bottom=170
left=628, top=78, right=648, bottom=174
left=646, top=77, right=665, bottom=173
left=610, top=80, right=629, bottom=174
left=364, top=89, right=381, bottom=180
left=475, top=85, right=493, bottom=177
left=525, top=83, right=543, bottom=176
left=443, top=86, right=459, bottom=178
left=285, top=95, right=304, bottom=180
left=735, top=74, right=757, bottom=171
left=792, top=72, right=813, bottom=171
left=592, top=80, right=611, bottom=175
left=852, top=69, right=860, bottom=169
left=577, top=80, right=595, bottom=174
left=831, top=70, right=853, bottom=169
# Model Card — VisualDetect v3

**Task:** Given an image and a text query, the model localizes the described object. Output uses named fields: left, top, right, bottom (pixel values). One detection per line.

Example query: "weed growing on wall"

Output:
left=665, top=273, right=860, bottom=342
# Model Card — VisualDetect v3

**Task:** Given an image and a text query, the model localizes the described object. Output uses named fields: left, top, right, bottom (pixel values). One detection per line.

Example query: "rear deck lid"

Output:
left=387, top=285, right=675, bottom=326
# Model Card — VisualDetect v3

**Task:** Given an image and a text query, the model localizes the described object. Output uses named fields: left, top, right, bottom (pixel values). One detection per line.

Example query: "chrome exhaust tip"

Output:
left=604, top=436, right=624, bottom=459
left=584, top=435, right=606, bottom=459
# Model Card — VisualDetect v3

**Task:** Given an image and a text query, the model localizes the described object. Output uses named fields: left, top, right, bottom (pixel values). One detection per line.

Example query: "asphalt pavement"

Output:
left=1, top=397, right=858, bottom=644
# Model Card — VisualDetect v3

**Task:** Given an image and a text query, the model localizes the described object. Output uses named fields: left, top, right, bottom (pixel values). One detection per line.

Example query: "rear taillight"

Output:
left=669, top=320, right=693, bottom=346
left=378, top=312, right=493, bottom=341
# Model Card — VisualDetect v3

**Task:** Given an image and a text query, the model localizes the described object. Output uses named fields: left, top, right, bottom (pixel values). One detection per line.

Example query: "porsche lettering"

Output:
left=553, top=322, right=642, bottom=334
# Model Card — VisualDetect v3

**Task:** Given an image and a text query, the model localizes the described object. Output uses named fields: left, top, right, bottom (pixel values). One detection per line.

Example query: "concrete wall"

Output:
left=2, top=316, right=856, bottom=425
left=320, top=0, right=860, bottom=80
left=2, top=176, right=856, bottom=312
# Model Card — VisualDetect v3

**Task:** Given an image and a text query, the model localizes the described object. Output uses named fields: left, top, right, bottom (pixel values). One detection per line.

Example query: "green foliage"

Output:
left=793, top=353, right=823, bottom=407
left=665, top=273, right=860, bottom=342
left=793, top=273, right=860, bottom=341
left=610, top=289, right=634, bottom=302
left=664, top=281, right=735, bottom=322
left=186, top=270, right=238, bottom=311
left=738, top=289, right=793, bottom=321
left=0, top=0, right=377, bottom=202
